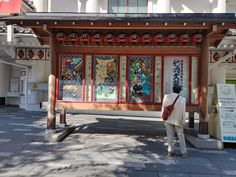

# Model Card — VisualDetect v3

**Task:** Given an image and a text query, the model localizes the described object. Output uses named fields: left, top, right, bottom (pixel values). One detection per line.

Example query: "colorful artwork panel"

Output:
left=93, top=55, right=118, bottom=102
left=128, top=56, right=154, bottom=103
left=59, top=55, right=84, bottom=101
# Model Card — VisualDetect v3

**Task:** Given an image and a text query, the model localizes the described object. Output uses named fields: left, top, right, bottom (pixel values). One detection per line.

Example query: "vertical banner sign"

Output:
left=216, top=84, right=236, bottom=142
left=164, top=56, right=189, bottom=101
left=0, top=0, right=22, bottom=13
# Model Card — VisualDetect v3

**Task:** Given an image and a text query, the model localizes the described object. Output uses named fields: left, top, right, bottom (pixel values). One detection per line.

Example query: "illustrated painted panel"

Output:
left=93, top=55, right=118, bottom=102
left=59, top=55, right=84, bottom=101
left=163, top=56, right=189, bottom=102
left=128, top=56, right=154, bottom=103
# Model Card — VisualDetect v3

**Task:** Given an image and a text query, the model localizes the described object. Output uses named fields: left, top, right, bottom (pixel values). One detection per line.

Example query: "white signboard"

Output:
left=163, top=56, right=189, bottom=101
left=217, top=84, right=236, bottom=142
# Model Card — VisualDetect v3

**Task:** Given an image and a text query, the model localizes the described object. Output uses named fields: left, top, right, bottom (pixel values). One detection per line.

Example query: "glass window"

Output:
left=109, top=0, right=117, bottom=13
left=59, top=55, right=84, bottom=101
left=109, top=0, right=147, bottom=13
left=138, top=0, right=147, bottom=13
left=118, top=0, right=127, bottom=13
left=128, top=0, right=137, bottom=13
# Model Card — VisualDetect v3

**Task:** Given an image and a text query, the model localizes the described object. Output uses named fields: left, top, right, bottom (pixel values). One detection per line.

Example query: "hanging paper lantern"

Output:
left=92, top=32, right=102, bottom=43
left=192, top=33, right=203, bottom=44
left=38, top=50, right=45, bottom=59
left=179, top=33, right=190, bottom=43
left=154, top=33, right=165, bottom=44
left=68, top=32, right=79, bottom=44
left=117, top=33, right=127, bottom=43
left=129, top=33, right=139, bottom=44
left=104, top=33, right=115, bottom=43
left=56, top=32, right=67, bottom=43
left=213, top=52, right=220, bottom=61
left=17, top=49, right=25, bottom=59
left=166, top=33, right=177, bottom=43
left=80, top=33, right=90, bottom=43
left=28, top=49, right=34, bottom=59
left=141, top=33, right=152, bottom=44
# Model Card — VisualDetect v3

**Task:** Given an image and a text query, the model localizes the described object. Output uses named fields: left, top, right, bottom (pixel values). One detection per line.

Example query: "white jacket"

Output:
left=161, top=93, right=186, bottom=127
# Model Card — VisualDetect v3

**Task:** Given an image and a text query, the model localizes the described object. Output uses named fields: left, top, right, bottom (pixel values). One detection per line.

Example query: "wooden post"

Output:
left=47, top=74, right=56, bottom=129
left=199, top=37, right=209, bottom=135
left=188, top=112, right=194, bottom=128
left=60, top=109, right=67, bottom=126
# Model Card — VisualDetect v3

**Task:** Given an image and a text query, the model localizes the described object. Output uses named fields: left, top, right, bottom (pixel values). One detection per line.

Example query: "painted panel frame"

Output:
left=59, top=54, right=84, bottom=101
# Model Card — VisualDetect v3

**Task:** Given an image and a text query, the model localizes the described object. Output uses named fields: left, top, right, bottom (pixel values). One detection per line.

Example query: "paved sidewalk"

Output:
left=0, top=106, right=236, bottom=177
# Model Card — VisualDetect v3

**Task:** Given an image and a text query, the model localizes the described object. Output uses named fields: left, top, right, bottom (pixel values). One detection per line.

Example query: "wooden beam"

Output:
left=55, top=45, right=201, bottom=55
left=56, top=101, right=199, bottom=112
left=16, top=22, right=211, bottom=30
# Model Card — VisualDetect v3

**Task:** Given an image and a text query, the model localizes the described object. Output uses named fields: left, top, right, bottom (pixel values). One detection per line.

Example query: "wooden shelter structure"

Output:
left=2, top=13, right=236, bottom=134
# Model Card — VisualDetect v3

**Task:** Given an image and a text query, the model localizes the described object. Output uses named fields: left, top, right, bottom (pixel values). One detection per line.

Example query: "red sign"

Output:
left=0, top=0, right=22, bottom=13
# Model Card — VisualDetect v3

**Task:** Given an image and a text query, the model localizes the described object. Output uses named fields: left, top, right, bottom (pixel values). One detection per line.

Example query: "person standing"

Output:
left=161, top=85, right=188, bottom=158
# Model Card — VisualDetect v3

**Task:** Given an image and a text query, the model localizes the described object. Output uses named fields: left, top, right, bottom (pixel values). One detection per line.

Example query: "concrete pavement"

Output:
left=0, top=106, right=236, bottom=177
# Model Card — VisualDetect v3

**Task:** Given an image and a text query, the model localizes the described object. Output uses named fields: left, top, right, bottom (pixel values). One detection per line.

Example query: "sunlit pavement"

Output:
left=0, top=106, right=236, bottom=177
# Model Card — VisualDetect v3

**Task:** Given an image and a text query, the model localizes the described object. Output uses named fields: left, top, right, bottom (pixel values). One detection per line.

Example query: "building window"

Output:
left=109, top=0, right=147, bottom=13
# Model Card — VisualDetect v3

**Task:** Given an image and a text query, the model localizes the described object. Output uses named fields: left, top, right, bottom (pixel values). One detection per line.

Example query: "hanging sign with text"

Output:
left=216, top=84, right=236, bottom=142
left=163, top=56, right=189, bottom=101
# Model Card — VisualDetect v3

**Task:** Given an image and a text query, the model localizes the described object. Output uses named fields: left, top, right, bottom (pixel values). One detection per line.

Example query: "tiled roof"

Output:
left=2, top=13, right=236, bottom=23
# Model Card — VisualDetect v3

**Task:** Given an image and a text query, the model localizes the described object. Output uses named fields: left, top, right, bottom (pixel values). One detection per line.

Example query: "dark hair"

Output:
left=173, top=85, right=182, bottom=93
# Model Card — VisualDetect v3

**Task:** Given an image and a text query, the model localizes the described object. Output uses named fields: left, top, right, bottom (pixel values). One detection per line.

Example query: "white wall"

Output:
left=31, top=0, right=47, bottom=12
left=51, top=0, right=79, bottom=12
left=0, top=63, right=10, bottom=97
left=48, top=0, right=227, bottom=13
left=226, top=0, right=236, bottom=13
left=29, top=61, right=49, bottom=83
left=50, top=0, right=101, bottom=13
left=210, top=65, right=226, bottom=85
left=171, top=0, right=226, bottom=13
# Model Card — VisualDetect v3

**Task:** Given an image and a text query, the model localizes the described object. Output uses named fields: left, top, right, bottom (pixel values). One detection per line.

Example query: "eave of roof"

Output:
left=1, top=13, right=236, bottom=23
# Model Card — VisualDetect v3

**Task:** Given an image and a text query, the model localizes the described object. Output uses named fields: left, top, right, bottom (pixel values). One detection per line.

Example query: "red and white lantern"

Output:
left=17, top=49, right=25, bottom=59
left=192, top=33, right=203, bottom=44
left=179, top=33, right=190, bottom=43
left=68, top=32, right=79, bottom=44
left=56, top=32, right=67, bottom=43
left=28, top=49, right=34, bottom=59
left=129, top=33, right=139, bottom=44
left=104, top=33, right=115, bottom=43
left=38, top=50, right=45, bottom=59
left=166, top=33, right=177, bottom=43
left=92, top=32, right=102, bottom=43
left=80, top=33, right=90, bottom=43
left=117, top=33, right=127, bottom=43
left=154, top=33, right=165, bottom=44
left=141, top=33, right=152, bottom=44
left=213, top=52, right=220, bottom=61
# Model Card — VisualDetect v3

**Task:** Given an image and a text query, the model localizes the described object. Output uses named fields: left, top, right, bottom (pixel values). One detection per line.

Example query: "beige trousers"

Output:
left=165, top=123, right=187, bottom=154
